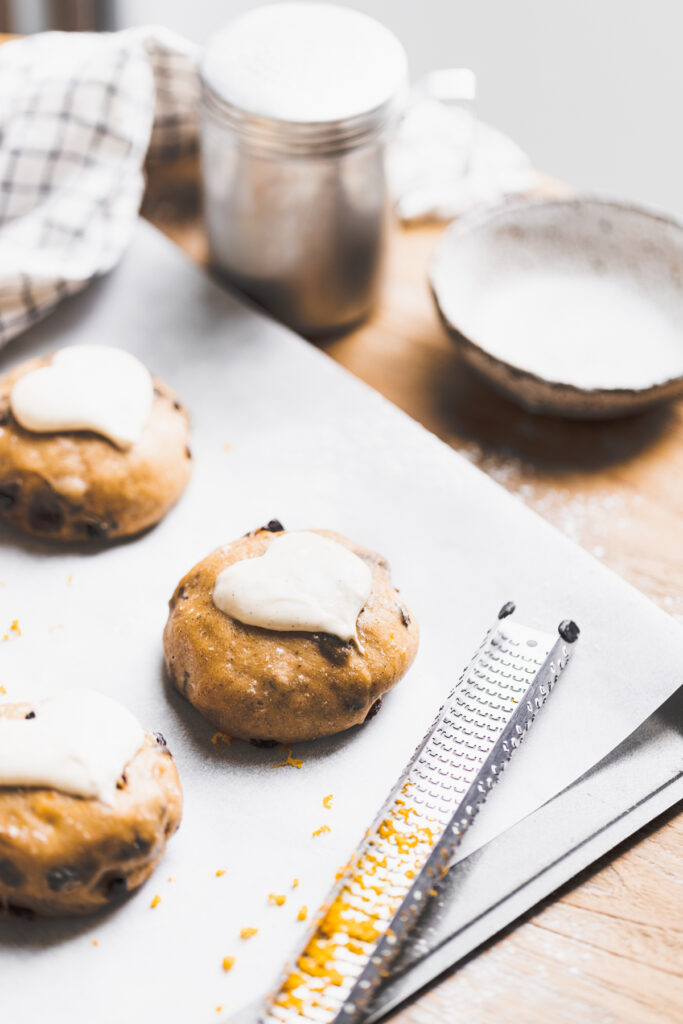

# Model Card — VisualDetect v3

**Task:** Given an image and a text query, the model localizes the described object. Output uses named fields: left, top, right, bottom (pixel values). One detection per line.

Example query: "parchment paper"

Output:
left=1, top=222, right=681, bottom=1023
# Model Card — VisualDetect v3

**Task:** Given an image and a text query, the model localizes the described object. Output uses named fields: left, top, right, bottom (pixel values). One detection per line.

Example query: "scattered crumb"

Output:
left=322, top=794, right=333, bottom=810
left=2, top=619, right=21, bottom=642
left=67, top=574, right=73, bottom=585
left=49, top=624, right=64, bottom=633
left=150, top=894, right=162, bottom=909
left=292, top=878, right=299, bottom=889
left=0, top=685, right=6, bottom=695
left=211, top=731, right=232, bottom=746
left=270, top=747, right=303, bottom=770
left=312, top=825, right=331, bottom=838
left=92, top=939, right=98, bottom=947
left=167, top=877, right=174, bottom=883
left=216, top=1008, right=222, bottom=1014
left=216, top=869, right=227, bottom=877
left=297, top=906, right=308, bottom=922
left=240, top=927, right=258, bottom=940
left=268, top=893, right=287, bottom=907
left=222, top=443, right=232, bottom=453
left=222, top=956, right=235, bottom=973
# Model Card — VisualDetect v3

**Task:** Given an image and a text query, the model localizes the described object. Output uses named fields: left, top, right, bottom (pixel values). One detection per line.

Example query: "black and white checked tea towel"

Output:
left=0, top=26, right=534, bottom=349
left=0, top=27, right=198, bottom=348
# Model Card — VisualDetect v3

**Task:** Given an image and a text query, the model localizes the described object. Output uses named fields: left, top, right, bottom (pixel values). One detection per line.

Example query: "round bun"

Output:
left=163, top=524, right=419, bottom=744
left=0, top=705, right=183, bottom=918
left=0, top=354, right=192, bottom=542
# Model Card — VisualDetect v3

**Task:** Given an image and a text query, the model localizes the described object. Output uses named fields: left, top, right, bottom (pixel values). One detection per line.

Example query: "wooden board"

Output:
left=141, top=155, right=682, bottom=1024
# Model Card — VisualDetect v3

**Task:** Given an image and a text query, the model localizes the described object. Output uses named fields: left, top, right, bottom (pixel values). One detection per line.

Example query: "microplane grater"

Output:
left=238, top=602, right=579, bottom=1024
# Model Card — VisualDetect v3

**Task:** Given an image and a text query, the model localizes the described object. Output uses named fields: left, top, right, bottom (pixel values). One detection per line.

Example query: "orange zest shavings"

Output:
left=292, top=877, right=300, bottom=889
left=268, top=893, right=287, bottom=906
left=270, top=795, right=440, bottom=1017
left=221, top=956, right=235, bottom=973
left=150, top=894, right=162, bottom=909
left=2, top=620, right=21, bottom=642
left=211, top=731, right=232, bottom=746
left=239, top=927, right=258, bottom=940
left=322, top=794, right=334, bottom=809
left=297, top=905, right=308, bottom=922
left=275, top=991, right=304, bottom=1014
left=312, top=825, right=330, bottom=838
left=270, top=746, right=303, bottom=769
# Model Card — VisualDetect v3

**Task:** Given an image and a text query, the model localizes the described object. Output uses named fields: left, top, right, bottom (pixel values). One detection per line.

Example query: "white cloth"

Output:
left=388, top=95, right=538, bottom=223
left=0, top=28, right=198, bottom=348
left=0, top=28, right=532, bottom=348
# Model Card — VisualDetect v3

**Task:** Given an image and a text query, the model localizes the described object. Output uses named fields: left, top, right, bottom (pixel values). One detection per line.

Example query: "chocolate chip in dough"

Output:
left=364, top=698, right=383, bottom=723
left=102, top=873, right=128, bottom=901
left=6, top=903, right=35, bottom=920
left=46, top=865, right=92, bottom=893
left=28, top=493, right=64, bottom=533
left=83, top=519, right=109, bottom=540
left=314, top=633, right=353, bottom=665
left=0, top=482, right=19, bottom=509
left=0, top=858, right=25, bottom=888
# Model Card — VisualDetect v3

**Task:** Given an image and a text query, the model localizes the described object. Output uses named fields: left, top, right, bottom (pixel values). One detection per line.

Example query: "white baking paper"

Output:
left=0, top=222, right=681, bottom=1024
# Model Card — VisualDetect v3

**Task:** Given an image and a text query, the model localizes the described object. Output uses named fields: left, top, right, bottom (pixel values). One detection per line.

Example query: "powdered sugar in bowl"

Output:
left=431, top=197, right=683, bottom=417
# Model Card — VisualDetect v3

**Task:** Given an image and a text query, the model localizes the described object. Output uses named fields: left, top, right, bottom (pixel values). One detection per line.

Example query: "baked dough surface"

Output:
left=163, top=526, right=419, bottom=744
left=0, top=704, right=183, bottom=918
left=0, top=354, right=192, bottom=541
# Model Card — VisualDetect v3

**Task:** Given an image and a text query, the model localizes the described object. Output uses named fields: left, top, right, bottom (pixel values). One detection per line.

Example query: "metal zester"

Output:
left=238, top=602, right=579, bottom=1024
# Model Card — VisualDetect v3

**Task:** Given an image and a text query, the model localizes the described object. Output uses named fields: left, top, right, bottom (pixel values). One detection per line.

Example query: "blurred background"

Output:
left=1, top=0, right=682, bottom=219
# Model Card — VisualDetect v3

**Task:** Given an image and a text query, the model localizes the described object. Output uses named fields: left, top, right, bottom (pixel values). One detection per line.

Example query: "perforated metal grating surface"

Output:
left=256, top=608, right=577, bottom=1024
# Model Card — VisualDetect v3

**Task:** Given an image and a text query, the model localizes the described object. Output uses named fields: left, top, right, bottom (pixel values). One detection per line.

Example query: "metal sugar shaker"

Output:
left=199, top=2, right=408, bottom=336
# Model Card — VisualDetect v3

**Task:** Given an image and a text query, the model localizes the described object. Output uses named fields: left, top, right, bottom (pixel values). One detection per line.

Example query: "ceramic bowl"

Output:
left=430, top=197, right=683, bottom=417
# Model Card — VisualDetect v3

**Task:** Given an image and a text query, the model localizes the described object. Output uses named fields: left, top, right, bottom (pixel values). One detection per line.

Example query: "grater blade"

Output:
left=245, top=603, right=579, bottom=1024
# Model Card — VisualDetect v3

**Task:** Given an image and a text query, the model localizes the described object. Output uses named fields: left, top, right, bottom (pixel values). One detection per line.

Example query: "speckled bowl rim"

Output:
left=429, top=196, right=683, bottom=418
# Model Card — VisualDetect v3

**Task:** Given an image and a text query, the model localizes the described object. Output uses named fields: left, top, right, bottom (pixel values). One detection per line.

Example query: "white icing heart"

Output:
left=213, top=531, right=372, bottom=643
left=0, top=689, right=145, bottom=805
left=10, top=345, right=154, bottom=450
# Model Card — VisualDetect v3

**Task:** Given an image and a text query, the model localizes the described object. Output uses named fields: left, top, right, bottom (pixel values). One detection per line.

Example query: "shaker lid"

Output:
left=201, top=2, right=408, bottom=125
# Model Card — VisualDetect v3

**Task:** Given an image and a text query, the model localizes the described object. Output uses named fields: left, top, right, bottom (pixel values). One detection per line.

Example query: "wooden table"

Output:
left=143, top=158, right=683, bottom=1024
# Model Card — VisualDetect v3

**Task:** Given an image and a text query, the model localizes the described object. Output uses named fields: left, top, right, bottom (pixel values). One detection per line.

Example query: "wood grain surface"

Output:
left=142, top=157, right=682, bottom=1024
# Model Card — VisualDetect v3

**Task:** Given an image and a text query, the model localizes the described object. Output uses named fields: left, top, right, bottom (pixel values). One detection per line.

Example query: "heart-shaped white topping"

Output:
left=10, top=345, right=154, bottom=450
left=0, top=690, right=145, bottom=805
left=213, top=531, right=372, bottom=643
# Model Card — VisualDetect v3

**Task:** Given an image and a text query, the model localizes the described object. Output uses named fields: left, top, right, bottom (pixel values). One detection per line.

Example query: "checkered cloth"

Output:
left=0, top=26, right=534, bottom=349
left=0, top=27, right=198, bottom=348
